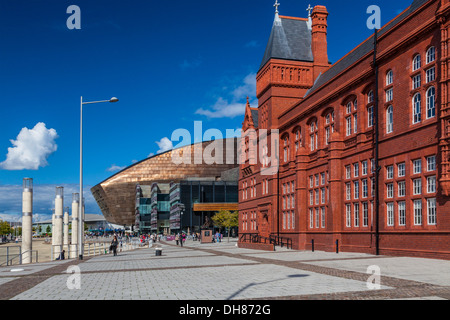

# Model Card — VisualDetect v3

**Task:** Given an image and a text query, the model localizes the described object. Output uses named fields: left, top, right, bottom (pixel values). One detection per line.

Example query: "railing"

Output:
left=239, top=233, right=293, bottom=250
left=269, top=235, right=293, bottom=250
left=0, top=246, right=39, bottom=267
left=50, top=239, right=153, bottom=261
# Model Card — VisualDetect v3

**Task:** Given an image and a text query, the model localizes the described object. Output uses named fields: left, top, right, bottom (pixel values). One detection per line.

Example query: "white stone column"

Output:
left=71, top=193, right=79, bottom=259
left=53, top=187, right=64, bottom=260
left=64, top=206, right=69, bottom=250
left=22, top=178, right=33, bottom=264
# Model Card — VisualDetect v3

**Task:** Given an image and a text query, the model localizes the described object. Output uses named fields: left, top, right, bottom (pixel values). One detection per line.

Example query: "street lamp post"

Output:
left=79, top=96, right=119, bottom=260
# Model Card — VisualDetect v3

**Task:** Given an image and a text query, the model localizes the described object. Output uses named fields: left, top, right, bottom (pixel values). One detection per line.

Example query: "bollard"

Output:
left=155, top=248, right=162, bottom=256
left=311, top=239, right=315, bottom=252
left=336, top=239, right=339, bottom=254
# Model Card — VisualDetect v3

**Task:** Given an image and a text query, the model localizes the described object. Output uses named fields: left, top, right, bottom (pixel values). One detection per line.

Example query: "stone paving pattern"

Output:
left=0, top=239, right=449, bottom=300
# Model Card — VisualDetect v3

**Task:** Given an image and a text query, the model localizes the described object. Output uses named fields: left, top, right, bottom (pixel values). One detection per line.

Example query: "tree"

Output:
left=211, top=210, right=239, bottom=242
left=46, top=225, right=51, bottom=234
left=0, top=220, right=12, bottom=235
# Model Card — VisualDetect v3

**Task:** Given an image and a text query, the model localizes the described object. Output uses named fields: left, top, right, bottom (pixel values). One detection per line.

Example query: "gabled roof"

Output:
left=260, top=16, right=313, bottom=71
left=304, top=0, right=429, bottom=97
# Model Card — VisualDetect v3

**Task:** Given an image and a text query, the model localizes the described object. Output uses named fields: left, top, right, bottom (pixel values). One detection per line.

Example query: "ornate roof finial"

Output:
left=274, top=0, right=281, bottom=14
left=273, top=0, right=281, bottom=25
left=306, top=4, right=313, bottom=17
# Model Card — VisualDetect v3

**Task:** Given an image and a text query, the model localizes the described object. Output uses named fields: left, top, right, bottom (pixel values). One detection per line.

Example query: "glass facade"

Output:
left=137, top=180, right=238, bottom=235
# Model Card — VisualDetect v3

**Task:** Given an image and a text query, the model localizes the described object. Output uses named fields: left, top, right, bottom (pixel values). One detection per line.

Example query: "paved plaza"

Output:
left=0, top=239, right=449, bottom=301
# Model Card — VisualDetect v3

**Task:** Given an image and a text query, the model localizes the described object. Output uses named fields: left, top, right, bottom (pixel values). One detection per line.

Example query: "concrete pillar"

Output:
left=22, top=178, right=33, bottom=264
left=71, top=193, right=79, bottom=259
left=51, top=209, right=55, bottom=246
left=53, top=187, right=64, bottom=260
left=64, top=206, right=69, bottom=250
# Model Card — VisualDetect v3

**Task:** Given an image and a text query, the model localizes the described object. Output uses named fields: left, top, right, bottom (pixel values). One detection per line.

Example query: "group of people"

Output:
left=175, top=233, right=186, bottom=246
left=213, top=232, right=223, bottom=243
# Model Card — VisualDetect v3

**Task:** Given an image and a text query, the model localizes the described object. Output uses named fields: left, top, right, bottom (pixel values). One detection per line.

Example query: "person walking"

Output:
left=110, top=236, right=119, bottom=256
left=175, top=233, right=180, bottom=246
left=180, top=233, right=184, bottom=247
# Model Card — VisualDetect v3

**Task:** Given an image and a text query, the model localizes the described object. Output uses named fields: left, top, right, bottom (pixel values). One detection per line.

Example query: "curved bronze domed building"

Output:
left=91, top=138, right=240, bottom=226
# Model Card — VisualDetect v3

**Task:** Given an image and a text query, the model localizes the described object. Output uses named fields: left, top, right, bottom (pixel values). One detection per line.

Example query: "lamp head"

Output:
left=109, top=97, right=119, bottom=103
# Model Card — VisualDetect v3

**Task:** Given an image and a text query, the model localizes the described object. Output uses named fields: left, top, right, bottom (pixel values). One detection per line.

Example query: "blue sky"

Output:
left=0, top=0, right=413, bottom=221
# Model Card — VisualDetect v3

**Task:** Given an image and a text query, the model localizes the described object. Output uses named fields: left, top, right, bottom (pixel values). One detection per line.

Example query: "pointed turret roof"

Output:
left=260, top=13, right=313, bottom=71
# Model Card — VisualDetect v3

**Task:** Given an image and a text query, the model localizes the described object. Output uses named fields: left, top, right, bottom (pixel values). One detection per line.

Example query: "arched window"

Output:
left=294, top=128, right=302, bottom=152
left=426, top=47, right=435, bottom=64
left=345, top=98, right=358, bottom=136
left=283, top=135, right=290, bottom=163
left=325, top=110, right=335, bottom=145
left=368, top=90, right=374, bottom=104
left=386, top=70, right=393, bottom=86
left=309, top=120, right=318, bottom=152
left=427, top=86, right=436, bottom=119
left=386, top=106, right=393, bottom=134
left=413, top=55, right=421, bottom=71
left=413, top=93, right=422, bottom=124
left=367, top=90, right=374, bottom=128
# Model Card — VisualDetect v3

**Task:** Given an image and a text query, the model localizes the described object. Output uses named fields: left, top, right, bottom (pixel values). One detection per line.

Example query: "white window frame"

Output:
left=426, top=46, right=435, bottom=64
left=414, top=199, right=422, bottom=226
left=427, top=198, right=436, bottom=226
left=398, top=201, right=406, bottom=226
left=387, top=202, right=394, bottom=227
left=413, top=54, right=421, bottom=71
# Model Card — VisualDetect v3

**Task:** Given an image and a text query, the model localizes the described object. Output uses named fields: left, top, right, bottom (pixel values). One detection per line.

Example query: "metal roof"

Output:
left=260, top=16, right=313, bottom=70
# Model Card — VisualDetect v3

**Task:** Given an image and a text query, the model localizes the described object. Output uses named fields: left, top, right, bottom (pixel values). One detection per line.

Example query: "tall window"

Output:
left=345, top=99, right=358, bottom=136
left=325, top=111, right=335, bottom=145
left=346, top=117, right=352, bottom=136
left=427, top=86, right=436, bottom=119
left=412, top=74, right=421, bottom=90
left=427, top=156, right=436, bottom=172
left=398, top=201, right=406, bottom=226
left=363, top=202, right=369, bottom=227
left=386, top=106, right=393, bottom=134
left=295, top=128, right=302, bottom=152
left=386, top=70, right=393, bottom=86
left=427, top=198, right=436, bottom=225
left=368, top=106, right=374, bottom=128
left=426, top=66, right=436, bottom=83
left=414, top=200, right=422, bottom=225
left=346, top=204, right=351, bottom=227
left=354, top=203, right=360, bottom=227
left=413, top=93, right=421, bottom=124
left=367, top=90, right=374, bottom=128
left=386, top=88, right=393, bottom=103
left=426, top=47, right=435, bottom=64
left=387, top=203, right=394, bottom=227
left=413, top=54, right=421, bottom=71
left=310, top=121, right=318, bottom=152
left=283, top=136, right=290, bottom=163
left=368, top=90, right=374, bottom=104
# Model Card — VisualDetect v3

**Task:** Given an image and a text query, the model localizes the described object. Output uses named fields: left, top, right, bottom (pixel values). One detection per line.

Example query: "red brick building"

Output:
left=239, top=0, right=450, bottom=259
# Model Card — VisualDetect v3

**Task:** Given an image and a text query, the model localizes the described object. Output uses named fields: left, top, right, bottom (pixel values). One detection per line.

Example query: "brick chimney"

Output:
left=311, top=5, right=330, bottom=80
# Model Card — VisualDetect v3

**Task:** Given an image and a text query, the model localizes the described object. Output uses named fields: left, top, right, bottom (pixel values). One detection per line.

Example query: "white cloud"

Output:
left=196, top=98, right=249, bottom=119
left=156, top=138, right=173, bottom=154
left=195, top=73, right=257, bottom=119
left=0, top=122, right=58, bottom=171
left=106, top=165, right=126, bottom=172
